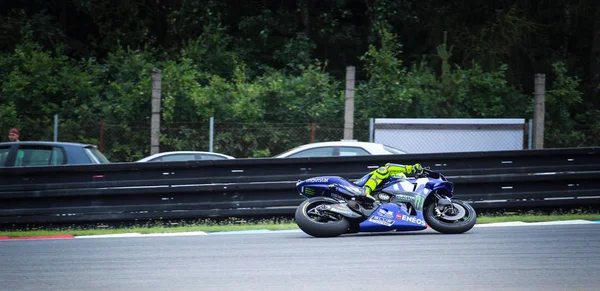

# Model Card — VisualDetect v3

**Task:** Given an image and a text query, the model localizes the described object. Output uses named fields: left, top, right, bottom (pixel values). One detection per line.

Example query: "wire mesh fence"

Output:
left=98, top=121, right=371, bottom=162
left=8, top=117, right=596, bottom=163
left=101, top=122, right=152, bottom=162
left=211, top=122, right=371, bottom=158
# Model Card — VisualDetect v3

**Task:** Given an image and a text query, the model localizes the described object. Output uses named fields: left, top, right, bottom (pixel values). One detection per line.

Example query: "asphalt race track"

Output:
left=1, top=224, right=599, bottom=291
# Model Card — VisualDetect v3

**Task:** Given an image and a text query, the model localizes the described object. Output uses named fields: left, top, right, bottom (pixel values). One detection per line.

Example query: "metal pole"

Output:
left=344, top=66, right=355, bottom=140
left=99, top=120, right=104, bottom=152
left=369, top=118, right=374, bottom=142
left=533, top=74, right=545, bottom=149
left=53, top=114, right=58, bottom=142
left=209, top=116, right=214, bottom=152
left=151, top=69, right=162, bottom=155
left=527, top=119, right=533, bottom=150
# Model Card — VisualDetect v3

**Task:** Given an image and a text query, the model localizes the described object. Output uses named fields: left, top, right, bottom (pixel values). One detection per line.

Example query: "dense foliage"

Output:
left=1, top=1, right=598, bottom=161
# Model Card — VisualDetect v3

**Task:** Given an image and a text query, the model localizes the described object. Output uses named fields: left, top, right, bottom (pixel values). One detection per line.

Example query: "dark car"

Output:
left=0, top=141, right=110, bottom=167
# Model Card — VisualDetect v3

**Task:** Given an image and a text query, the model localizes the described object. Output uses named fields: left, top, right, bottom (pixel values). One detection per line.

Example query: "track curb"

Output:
left=0, top=234, right=74, bottom=241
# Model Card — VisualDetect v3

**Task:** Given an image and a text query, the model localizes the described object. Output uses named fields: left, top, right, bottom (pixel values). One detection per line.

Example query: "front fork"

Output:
left=433, top=192, right=453, bottom=217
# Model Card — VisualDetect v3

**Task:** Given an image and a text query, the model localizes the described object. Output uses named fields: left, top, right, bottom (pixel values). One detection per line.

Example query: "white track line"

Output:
left=473, top=219, right=598, bottom=228
left=71, top=220, right=599, bottom=239
left=75, top=231, right=208, bottom=239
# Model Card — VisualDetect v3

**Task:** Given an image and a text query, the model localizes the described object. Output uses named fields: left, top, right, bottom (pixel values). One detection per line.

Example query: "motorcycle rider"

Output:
left=358, top=162, right=424, bottom=203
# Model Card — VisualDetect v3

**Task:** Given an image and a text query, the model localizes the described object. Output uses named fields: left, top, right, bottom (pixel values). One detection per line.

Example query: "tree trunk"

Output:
left=300, top=0, right=313, bottom=37
left=589, top=5, right=600, bottom=106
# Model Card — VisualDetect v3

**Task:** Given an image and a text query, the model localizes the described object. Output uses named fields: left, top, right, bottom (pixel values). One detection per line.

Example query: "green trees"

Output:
left=357, top=29, right=530, bottom=120
left=0, top=40, right=103, bottom=143
left=0, top=1, right=598, bottom=161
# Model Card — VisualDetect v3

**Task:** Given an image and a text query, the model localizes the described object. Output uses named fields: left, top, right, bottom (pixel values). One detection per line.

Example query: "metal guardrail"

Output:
left=0, top=147, right=599, bottom=224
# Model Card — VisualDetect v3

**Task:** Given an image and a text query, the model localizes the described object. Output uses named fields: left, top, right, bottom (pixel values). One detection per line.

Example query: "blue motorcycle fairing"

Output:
left=352, top=173, right=371, bottom=187
left=424, top=181, right=454, bottom=197
left=358, top=203, right=428, bottom=232
left=403, top=176, right=454, bottom=198
left=296, top=176, right=363, bottom=199
left=369, top=176, right=412, bottom=193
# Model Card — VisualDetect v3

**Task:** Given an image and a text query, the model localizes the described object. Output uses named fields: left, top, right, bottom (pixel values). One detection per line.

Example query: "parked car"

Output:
left=136, top=151, right=235, bottom=162
left=273, top=141, right=407, bottom=158
left=0, top=141, right=110, bottom=167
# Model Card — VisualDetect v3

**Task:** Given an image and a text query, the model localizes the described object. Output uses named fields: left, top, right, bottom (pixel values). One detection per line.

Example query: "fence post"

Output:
left=310, top=122, right=316, bottom=143
left=53, top=114, right=58, bottom=142
left=99, top=120, right=104, bottom=152
left=533, top=74, right=545, bottom=149
left=527, top=119, right=533, bottom=150
left=209, top=116, right=214, bottom=152
left=344, top=66, right=355, bottom=140
left=151, top=69, right=162, bottom=155
left=369, top=118, right=374, bottom=142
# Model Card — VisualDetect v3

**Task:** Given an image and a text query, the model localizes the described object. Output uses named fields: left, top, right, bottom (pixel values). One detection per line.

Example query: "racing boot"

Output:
left=357, top=188, right=379, bottom=209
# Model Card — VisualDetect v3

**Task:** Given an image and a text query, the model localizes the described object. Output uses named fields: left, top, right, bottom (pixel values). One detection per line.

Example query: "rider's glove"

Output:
left=411, top=163, right=424, bottom=175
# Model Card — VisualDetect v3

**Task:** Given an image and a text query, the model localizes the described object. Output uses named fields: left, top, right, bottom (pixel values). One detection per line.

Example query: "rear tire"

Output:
left=295, top=197, right=350, bottom=237
left=424, top=199, right=476, bottom=234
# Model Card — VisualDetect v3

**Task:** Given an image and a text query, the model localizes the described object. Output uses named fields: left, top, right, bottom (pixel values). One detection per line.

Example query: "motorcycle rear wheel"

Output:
left=295, top=197, right=350, bottom=238
left=424, top=199, right=477, bottom=234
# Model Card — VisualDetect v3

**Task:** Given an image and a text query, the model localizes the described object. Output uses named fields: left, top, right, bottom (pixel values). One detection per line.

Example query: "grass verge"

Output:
left=0, top=218, right=298, bottom=238
left=1, top=213, right=599, bottom=238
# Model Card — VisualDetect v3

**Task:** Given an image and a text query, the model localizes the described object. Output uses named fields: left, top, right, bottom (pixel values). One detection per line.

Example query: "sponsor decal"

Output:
left=304, top=187, right=315, bottom=196
left=394, top=194, right=424, bottom=210
left=369, top=216, right=394, bottom=227
left=377, top=209, right=394, bottom=218
left=414, top=195, right=425, bottom=210
left=395, top=194, right=414, bottom=201
left=305, top=177, right=329, bottom=183
left=396, top=214, right=426, bottom=226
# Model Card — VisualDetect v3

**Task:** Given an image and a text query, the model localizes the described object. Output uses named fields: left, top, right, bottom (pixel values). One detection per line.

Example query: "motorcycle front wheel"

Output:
left=294, top=197, right=350, bottom=238
left=424, top=199, right=477, bottom=234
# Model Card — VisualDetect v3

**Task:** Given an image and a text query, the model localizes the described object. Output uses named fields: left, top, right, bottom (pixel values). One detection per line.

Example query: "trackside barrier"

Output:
left=0, top=147, right=599, bottom=224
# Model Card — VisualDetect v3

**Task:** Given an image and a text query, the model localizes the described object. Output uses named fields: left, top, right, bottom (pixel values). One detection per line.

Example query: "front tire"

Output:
left=295, top=197, right=350, bottom=237
left=424, top=199, right=476, bottom=234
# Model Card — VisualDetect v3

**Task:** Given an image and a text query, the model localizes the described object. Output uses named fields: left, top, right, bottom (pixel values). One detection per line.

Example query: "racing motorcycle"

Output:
left=294, top=168, right=476, bottom=237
